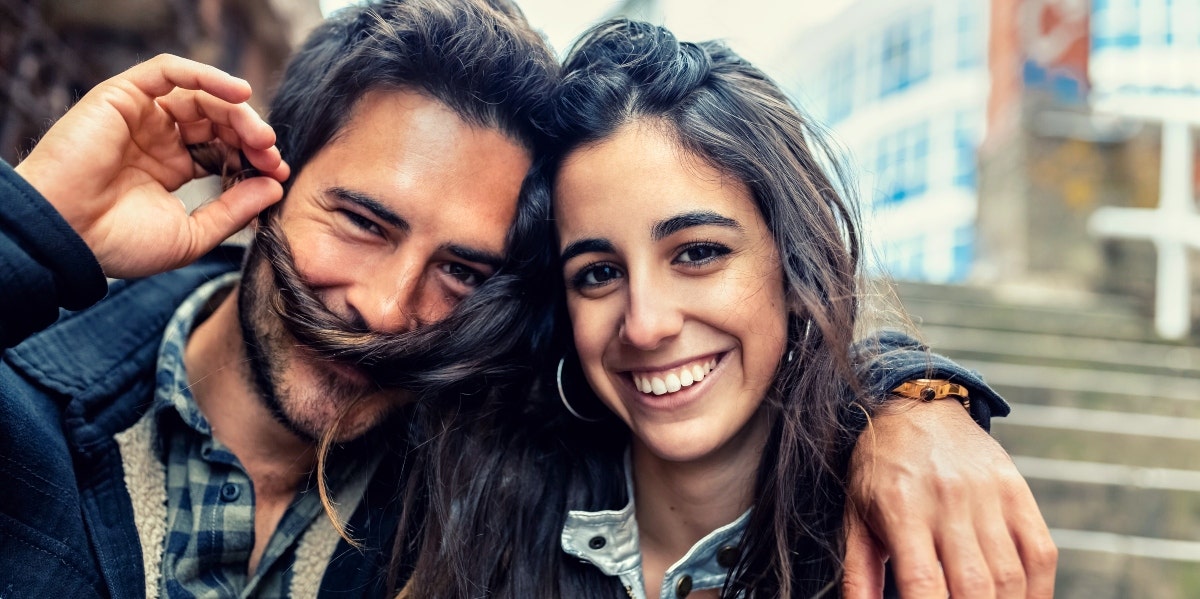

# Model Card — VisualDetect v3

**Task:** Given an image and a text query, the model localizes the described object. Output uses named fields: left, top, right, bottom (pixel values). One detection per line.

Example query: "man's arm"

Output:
left=844, top=331, right=1057, bottom=599
left=0, top=161, right=107, bottom=349
left=2, top=54, right=288, bottom=349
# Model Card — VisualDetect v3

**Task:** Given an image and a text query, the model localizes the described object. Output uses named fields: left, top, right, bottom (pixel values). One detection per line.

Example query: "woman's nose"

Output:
left=618, top=274, right=684, bottom=349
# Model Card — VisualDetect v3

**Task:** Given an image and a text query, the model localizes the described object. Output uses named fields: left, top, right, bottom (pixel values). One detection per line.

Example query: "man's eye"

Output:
left=571, top=263, right=622, bottom=289
left=341, top=210, right=382, bottom=235
left=442, top=263, right=484, bottom=288
left=675, top=243, right=730, bottom=265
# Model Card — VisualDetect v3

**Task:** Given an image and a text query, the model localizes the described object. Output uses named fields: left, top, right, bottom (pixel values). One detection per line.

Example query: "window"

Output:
left=1092, top=0, right=1142, bottom=50
left=886, top=236, right=926, bottom=280
left=881, top=11, right=932, bottom=96
left=826, top=48, right=855, bottom=123
left=954, top=112, right=981, bottom=189
left=876, top=121, right=930, bottom=206
left=951, top=225, right=974, bottom=281
left=957, top=0, right=985, bottom=69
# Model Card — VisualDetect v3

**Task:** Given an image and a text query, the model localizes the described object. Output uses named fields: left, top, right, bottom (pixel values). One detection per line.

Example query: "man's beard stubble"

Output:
left=237, top=239, right=386, bottom=444
left=237, top=208, right=544, bottom=443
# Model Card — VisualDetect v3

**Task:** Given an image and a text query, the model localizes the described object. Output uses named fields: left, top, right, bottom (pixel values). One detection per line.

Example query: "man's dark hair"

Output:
left=270, top=0, right=553, bottom=178
left=248, top=0, right=560, bottom=398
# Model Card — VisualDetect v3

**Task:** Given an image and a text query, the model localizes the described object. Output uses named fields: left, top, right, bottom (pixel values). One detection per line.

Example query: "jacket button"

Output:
left=219, top=482, right=241, bottom=502
left=588, top=536, right=606, bottom=549
left=717, top=544, right=739, bottom=568
left=675, top=574, right=692, bottom=597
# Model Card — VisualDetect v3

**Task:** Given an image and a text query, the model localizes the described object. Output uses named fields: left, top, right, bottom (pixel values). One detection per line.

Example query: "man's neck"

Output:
left=183, top=287, right=316, bottom=497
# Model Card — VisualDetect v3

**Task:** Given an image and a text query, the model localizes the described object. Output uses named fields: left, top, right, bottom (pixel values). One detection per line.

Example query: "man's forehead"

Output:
left=299, top=88, right=530, bottom=254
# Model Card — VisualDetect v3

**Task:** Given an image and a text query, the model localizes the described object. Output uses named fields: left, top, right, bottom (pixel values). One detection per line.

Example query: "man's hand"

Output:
left=843, top=399, right=1058, bottom=598
left=14, top=54, right=289, bottom=279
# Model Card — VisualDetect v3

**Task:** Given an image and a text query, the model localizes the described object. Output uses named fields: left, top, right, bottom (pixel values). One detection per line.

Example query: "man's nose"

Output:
left=344, top=257, right=425, bottom=335
left=618, top=272, right=683, bottom=350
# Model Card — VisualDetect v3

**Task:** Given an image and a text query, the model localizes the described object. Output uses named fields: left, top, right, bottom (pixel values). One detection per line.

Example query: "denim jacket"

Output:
left=0, top=161, right=405, bottom=598
left=558, top=335, right=1009, bottom=598
left=562, top=454, right=752, bottom=599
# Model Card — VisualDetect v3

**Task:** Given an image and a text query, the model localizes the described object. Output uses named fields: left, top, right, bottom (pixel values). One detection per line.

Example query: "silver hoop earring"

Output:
left=557, top=356, right=602, bottom=422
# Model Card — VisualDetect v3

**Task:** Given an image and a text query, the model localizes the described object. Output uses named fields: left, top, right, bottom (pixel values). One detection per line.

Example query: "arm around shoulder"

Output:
left=0, top=160, right=107, bottom=350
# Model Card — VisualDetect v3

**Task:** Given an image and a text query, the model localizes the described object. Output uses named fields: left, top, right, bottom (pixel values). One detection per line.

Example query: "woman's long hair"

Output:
left=544, top=20, right=872, bottom=596
left=398, top=19, right=883, bottom=598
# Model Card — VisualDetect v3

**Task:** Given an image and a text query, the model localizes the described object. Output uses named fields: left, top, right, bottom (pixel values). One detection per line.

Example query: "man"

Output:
left=0, top=1, right=1055, bottom=597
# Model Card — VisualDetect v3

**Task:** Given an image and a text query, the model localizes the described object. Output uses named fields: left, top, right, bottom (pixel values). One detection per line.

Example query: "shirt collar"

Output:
left=561, top=452, right=751, bottom=597
left=153, top=272, right=240, bottom=437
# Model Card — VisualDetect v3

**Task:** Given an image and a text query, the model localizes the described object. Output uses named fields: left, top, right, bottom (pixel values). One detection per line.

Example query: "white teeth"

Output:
left=633, top=357, right=719, bottom=396
left=651, top=377, right=667, bottom=395
left=665, top=373, right=682, bottom=393
left=679, top=369, right=694, bottom=386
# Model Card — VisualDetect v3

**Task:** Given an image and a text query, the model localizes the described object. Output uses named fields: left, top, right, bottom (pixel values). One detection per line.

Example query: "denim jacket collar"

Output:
left=561, top=454, right=750, bottom=599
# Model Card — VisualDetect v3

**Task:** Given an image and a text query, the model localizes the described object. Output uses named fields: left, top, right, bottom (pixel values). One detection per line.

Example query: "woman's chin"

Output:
left=633, top=425, right=722, bottom=464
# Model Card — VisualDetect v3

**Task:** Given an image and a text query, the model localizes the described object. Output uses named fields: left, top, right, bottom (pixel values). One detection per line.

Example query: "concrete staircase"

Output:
left=895, top=281, right=1200, bottom=599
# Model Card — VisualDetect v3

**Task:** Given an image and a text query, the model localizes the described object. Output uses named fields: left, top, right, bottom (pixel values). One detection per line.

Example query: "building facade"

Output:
left=780, top=0, right=990, bottom=283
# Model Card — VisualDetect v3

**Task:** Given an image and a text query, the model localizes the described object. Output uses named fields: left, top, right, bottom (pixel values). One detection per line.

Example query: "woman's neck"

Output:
left=631, top=409, right=770, bottom=589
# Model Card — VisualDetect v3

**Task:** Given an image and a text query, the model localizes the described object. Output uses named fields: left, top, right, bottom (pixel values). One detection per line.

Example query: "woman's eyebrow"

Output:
left=560, top=238, right=615, bottom=263
left=652, top=211, right=742, bottom=241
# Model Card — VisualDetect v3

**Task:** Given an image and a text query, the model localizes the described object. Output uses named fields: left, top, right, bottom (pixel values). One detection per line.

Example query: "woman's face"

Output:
left=555, top=122, right=789, bottom=464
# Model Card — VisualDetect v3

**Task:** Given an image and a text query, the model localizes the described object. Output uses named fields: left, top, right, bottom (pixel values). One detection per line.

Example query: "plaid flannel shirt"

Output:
left=151, top=274, right=375, bottom=598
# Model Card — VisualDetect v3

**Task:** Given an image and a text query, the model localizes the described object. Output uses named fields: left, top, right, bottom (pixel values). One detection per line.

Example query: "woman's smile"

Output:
left=627, top=352, right=722, bottom=396
left=616, top=351, right=728, bottom=411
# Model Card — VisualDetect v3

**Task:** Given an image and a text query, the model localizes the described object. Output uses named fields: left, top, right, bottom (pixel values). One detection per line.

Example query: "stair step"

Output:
left=1001, top=403, right=1200, bottom=441
left=1024, top=478, right=1200, bottom=544
left=898, top=294, right=1158, bottom=342
left=991, top=385, right=1200, bottom=420
left=1013, top=456, right=1200, bottom=493
left=919, top=324, right=1200, bottom=377
left=953, top=359, right=1198, bottom=403
left=1052, top=528, right=1200, bottom=563
left=992, top=424, right=1200, bottom=471
left=1055, top=548, right=1200, bottom=599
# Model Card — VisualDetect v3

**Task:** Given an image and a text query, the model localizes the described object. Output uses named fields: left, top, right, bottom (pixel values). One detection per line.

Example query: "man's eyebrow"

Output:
left=329, top=187, right=409, bottom=231
left=560, top=238, right=616, bottom=263
left=444, top=244, right=504, bottom=270
left=652, top=211, right=742, bottom=241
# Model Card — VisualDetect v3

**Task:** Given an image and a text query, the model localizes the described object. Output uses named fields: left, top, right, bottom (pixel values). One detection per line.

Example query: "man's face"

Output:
left=240, top=89, right=531, bottom=442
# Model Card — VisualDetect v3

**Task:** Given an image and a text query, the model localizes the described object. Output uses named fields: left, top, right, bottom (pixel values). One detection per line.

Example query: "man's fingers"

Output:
left=1010, top=492, right=1058, bottom=599
left=885, top=529, right=949, bottom=599
left=124, top=54, right=252, bottom=104
left=184, top=176, right=284, bottom=261
left=158, top=90, right=286, bottom=182
left=976, top=519, right=1028, bottom=599
left=842, top=509, right=886, bottom=599
left=938, top=524, right=996, bottom=599
left=243, top=146, right=291, bottom=182
left=158, top=89, right=276, bottom=150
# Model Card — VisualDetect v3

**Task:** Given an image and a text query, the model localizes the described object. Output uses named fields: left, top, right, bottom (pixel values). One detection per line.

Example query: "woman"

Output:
left=546, top=19, right=877, bottom=598
left=397, top=18, right=1018, bottom=599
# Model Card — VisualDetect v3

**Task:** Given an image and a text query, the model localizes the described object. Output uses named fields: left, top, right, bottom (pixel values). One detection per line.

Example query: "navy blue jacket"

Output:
left=0, top=161, right=403, bottom=598
left=0, top=160, right=1008, bottom=597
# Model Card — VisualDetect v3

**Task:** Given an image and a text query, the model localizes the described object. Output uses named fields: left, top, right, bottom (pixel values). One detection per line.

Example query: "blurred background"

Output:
left=2, top=0, right=1198, bottom=595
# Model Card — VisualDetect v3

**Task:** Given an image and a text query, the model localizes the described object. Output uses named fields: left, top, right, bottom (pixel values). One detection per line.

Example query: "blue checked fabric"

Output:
left=151, top=274, right=368, bottom=598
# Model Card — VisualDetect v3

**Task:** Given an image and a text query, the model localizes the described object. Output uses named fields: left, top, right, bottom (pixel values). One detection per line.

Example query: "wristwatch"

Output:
left=890, top=379, right=970, bottom=412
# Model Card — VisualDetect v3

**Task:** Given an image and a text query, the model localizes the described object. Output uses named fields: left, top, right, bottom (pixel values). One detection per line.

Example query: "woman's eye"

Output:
left=675, top=243, right=729, bottom=265
left=341, top=210, right=382, bottom=236
left=572, top=263, right=623, bottom=289
left=442, top=263, right=484, bottom=288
